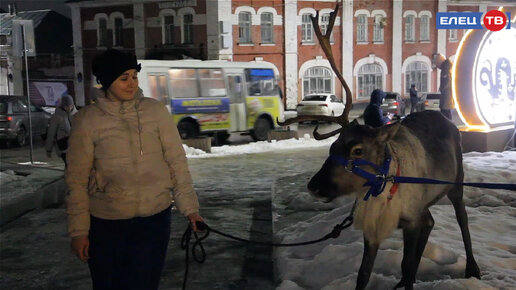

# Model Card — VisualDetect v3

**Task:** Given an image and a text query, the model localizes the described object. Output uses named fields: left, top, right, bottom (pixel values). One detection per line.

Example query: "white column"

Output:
left=391, top=0, right=403, bottom=94
left=133, top=3, right=145, bottom=59
left=215, top=0, right=233, bottom=60
left=342, top=0, right=354, bottom=99
left=71, top=6, right=85, bottom=106
left=284, top=0, right=298, bottom=110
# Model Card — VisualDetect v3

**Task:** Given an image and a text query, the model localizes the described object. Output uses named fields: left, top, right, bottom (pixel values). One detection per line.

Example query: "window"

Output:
left=239, top=12, right=252, bottom=43
left=301, top=14, right=313, bottom=43
left=320, top=13, right=334, bottom=43
left=163, top=15, right=174, bottom=44
left=246, top=69, right=277, bottom=96
left=373, top=15, right=384, bottom=42
left=183, top=14, right=193, bottom=44
left=261, top=12, right=274, bottom=43
left=357, top=14, right=367, bottom=42
left=303, top=67, right=333, bottom=95
left=420, top=15, right=430, bottom=41
left=357, top=64, right=383, bottom=98
left=405, top=61, right=428, bottom=93
left=147, top=75, right=169, bottom=105
left=98, top=17, right=108, bottom=47
left=449, top=29, right=457, bottom=41
left=198, top=69, right=226, bottom=97
left=405, top=15, right=415, bottom=41
left=168, top=68, right=199, bottom=98
left=114, top=17, right=123, bottom=47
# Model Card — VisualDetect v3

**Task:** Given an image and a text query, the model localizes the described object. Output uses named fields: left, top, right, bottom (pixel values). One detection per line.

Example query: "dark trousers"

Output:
left=440, top=109, right=452, bottom=120
left=88, top=207, right=171, bottom=290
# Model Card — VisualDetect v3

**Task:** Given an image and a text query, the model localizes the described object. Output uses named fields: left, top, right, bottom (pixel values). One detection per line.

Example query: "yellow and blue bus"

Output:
left=138, top=59, right=284, bottom=142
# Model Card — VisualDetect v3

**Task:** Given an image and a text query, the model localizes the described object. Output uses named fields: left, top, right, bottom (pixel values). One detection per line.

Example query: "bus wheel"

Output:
left=177, top=121, right=198, bottom=139
left=251, top=117, right=271, bottom=142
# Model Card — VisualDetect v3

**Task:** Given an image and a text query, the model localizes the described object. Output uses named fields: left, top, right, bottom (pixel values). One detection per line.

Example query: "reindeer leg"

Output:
left=447, top=185, right=481, bottom=279
left=394, top=209, right=435, bottom=289
left=393, top=225, right=421, bottom=290
left=356, top=235, right=379, bottom=290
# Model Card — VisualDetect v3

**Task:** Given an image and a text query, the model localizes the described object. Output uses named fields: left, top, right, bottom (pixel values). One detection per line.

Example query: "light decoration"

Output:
left=452, top=7, right=516, bottom=131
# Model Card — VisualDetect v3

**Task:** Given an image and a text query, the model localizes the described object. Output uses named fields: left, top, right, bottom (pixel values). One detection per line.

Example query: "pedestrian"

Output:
left=65, top=49, right=204, bottom=290
left=45, top=94, right=77, bottom=166
left=409, top=84, right=419, bottom=114
left=363, top=89, right=392, bottom=128
left=434, top=53, right=454, bottom=120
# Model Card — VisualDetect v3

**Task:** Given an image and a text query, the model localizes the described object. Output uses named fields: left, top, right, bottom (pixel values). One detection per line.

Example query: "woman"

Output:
left=66, top=49, right=204, bottom=289
left=45, top=94, right=77, bottom=166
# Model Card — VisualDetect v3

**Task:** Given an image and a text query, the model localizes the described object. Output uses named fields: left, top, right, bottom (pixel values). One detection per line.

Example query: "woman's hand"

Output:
left=187, top=212, right=205, bottom=232
left=71, top=235, right=90, bottom=262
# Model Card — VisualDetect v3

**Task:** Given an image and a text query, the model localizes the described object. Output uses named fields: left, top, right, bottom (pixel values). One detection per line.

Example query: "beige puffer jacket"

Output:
left=65, top=89, right=199, bottom=238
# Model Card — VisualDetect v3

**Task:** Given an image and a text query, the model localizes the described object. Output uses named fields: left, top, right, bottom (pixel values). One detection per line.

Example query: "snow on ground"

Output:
left=274, top=151, right=516, bottom=290
left=184, top=134, right=336, bottom=158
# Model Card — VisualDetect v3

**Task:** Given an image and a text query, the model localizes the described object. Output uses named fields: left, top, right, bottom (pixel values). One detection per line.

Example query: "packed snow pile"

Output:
left=274, top=151, right=516, bottom=290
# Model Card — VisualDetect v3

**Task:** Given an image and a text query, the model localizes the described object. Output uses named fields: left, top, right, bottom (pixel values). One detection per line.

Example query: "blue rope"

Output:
left=329, top=152, right=516, bottom=200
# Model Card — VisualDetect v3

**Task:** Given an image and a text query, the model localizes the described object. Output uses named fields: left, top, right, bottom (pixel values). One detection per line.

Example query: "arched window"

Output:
left=182, top=14, right=193, bottom=44
left=113, top=17, right=123, bottom=46
left=373, top=15, right=384, bottom=42
left=357, top=14, right=367, bottom=42
left=405, top=61, right=428, bottom=93
left=301, top=14, right=313, bottom=43
left=405, top=15, right=415, bottom=41
left=163, top=15, right=174, bottom=44
left=303, top=67, right=333, bottom=95
left=239, top=12, right=252, bottom=43
left=358, top=64, right=383, bottom=98
left=261, top=12, right=273, bottom=43
left=97, top=16, right=108, bottom=47
left=420, top=15, right=430, bottom=41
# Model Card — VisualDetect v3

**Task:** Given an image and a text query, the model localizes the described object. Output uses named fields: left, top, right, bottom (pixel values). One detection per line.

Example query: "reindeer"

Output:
left=279, top=2, right=481, bottom=289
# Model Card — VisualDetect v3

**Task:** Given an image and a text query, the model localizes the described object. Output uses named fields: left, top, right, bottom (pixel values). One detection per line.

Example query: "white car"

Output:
left=296, top=94, right=345, bottom=117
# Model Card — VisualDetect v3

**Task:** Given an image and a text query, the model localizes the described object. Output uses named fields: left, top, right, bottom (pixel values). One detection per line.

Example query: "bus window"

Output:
left=245, top=69, right=277, bottom=96
left=169, top=68, right=199, bottom=98
left=198, top=68, right=226, bottom=97
left=147, top=75, right=169, bottom=105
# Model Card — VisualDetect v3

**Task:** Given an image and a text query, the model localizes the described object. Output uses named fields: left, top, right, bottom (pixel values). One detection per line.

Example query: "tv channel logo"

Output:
left=437, top=10, right=511, bottom=31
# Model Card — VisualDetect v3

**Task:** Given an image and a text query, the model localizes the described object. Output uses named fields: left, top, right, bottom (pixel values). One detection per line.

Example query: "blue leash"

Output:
left=329, top=149, right=516, bottom=201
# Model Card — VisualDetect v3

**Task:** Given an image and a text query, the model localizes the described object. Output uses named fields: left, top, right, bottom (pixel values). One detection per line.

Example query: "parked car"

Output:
left=296, top=94, right=345, bottom=118
left=381, top=92, right=406, bottom=117
left=422, top=93, right=441, bottom=111
left=0, top=95, right=51, bottom=146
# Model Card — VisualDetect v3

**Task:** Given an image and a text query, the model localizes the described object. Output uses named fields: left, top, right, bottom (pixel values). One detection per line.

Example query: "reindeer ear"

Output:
left=376, top=122, right=401, bottom=143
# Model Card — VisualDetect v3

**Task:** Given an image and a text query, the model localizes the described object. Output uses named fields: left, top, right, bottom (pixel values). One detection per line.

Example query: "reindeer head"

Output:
left=308, top=121, right=401, bottom=202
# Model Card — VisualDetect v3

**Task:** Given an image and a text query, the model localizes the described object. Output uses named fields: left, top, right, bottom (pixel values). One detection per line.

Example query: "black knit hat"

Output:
left=91, top=49, right=141, bottom=91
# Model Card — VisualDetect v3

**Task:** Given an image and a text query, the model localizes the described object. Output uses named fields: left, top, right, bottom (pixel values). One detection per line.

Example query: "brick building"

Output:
left=66, top=0, right=508, bottom=108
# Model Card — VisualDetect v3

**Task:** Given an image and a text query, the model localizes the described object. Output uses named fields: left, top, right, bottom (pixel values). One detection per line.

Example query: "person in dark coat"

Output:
left=434, top=53, right=454, bottom=120
left=363, top=89, right=392, bottom=128
left=409, top=84, right=419, bottom=114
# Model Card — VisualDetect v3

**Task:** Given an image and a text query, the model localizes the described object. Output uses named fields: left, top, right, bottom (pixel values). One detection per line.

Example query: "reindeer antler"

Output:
left=278, top=0, right=353, bottom=138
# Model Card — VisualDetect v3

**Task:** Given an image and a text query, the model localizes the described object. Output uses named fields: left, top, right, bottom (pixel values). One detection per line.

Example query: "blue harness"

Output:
left=328, top=148, right=516, bottom=201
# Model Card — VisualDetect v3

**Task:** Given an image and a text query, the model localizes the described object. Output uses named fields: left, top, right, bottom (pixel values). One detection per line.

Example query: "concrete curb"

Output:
left=1, top=174, right=66, bottom=227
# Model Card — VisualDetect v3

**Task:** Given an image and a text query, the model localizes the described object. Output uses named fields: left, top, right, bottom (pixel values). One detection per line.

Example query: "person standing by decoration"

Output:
left=434, top=53, right=454, bottom=120
left=45, top=94, right=77, bottom=166
left=65, top=49, right=204, bottom=290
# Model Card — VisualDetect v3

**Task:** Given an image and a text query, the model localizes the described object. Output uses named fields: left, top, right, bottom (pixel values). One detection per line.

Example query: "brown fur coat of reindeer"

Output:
left=278, top=2, right=481, bottom=289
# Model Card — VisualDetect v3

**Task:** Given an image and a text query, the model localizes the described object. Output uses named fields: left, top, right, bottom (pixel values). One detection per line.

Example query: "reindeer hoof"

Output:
left=465, top=263, right=481, bottom=279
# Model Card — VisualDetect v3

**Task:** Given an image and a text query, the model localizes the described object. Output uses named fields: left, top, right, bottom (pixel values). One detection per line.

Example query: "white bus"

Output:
left=138, top=59, right=284, bottom=142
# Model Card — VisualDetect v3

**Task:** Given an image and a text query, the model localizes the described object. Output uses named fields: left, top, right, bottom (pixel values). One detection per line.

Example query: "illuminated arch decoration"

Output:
left=453, top=9, right=516, bottom=130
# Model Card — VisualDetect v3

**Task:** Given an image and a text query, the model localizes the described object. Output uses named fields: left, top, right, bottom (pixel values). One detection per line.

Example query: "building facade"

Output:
left=67, top=0, right=507, bottom=108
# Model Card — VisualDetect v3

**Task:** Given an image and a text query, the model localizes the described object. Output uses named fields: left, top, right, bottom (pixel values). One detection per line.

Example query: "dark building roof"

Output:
left=0, top=10, right=50, bottom=35
left=0, top=10, right=72, bottom=53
